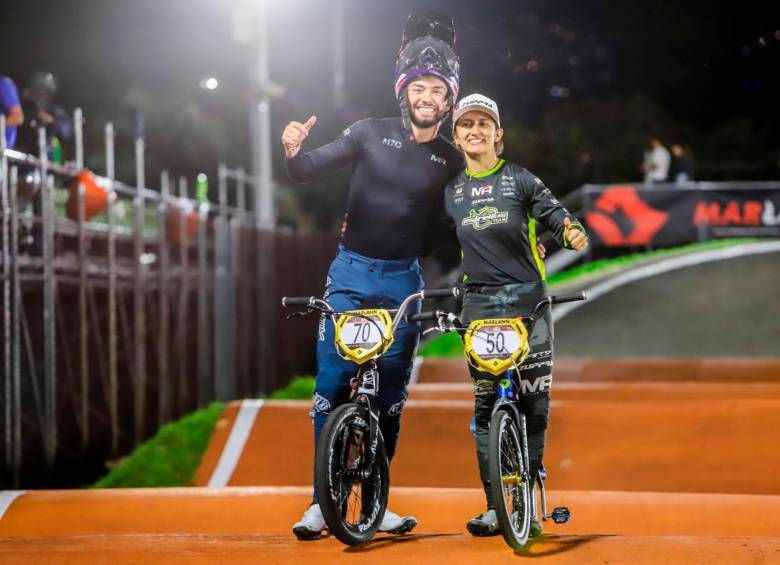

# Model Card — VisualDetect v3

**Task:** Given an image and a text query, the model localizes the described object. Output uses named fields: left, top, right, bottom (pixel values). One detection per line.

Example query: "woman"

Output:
left=443, top=94, right=588, bottom=537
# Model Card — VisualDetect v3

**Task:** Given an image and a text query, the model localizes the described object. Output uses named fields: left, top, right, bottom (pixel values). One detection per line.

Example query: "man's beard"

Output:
left=409, top=106, right=447, bottom=128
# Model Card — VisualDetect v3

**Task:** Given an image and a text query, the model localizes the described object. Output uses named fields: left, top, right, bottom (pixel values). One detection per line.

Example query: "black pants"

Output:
left=461, top=281, right=553, bottom=510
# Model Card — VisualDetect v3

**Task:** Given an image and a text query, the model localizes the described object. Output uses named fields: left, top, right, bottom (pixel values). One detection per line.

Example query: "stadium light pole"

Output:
left=251, top=1, right=273, bottom=230
left=233, top=1, right=283, bottom=230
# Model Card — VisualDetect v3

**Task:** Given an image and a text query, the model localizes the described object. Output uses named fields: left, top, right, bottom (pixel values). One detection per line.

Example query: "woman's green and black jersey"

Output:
left=443, top=159, right=582, bottom=285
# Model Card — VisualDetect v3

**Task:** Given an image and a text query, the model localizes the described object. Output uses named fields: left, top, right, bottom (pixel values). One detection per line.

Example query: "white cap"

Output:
left=453, top=93, right=501, bottom=128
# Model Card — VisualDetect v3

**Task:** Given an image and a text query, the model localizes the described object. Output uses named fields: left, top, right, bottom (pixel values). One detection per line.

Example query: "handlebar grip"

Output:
left=551, top=291, right=588, bottom=305
left=281, top=296, right=315, bottom=307
left=421, top=287, right=461, bottom=299
left=408, top=311, right=439, bottom=322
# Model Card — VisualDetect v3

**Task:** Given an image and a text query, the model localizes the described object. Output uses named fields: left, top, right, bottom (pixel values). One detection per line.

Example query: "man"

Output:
left=282, top=12, right=462, bottom=539
left=642, top=137, right=671, bottom=185
left=669, top=143, right=695, bottom=183
left=0, top=75, right=24, bottom=149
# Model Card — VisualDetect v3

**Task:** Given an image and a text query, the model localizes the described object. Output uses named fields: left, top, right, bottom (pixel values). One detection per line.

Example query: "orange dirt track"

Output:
left=3, top=375, right=780, bottom=562
left=195, top=385, right=780, bottom=494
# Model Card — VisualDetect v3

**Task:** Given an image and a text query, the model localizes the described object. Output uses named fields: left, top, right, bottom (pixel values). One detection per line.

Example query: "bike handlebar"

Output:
left=420, top=287, right=462, bottom=299
left=551, top=291, right=588, bottom=305
left=281, top=296, right=316, bottom=307
left=408, top=311, right=440, bottom=322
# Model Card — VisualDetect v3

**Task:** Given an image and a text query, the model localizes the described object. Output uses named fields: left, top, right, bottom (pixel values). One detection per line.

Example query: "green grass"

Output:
left=546, top=238, right=758, bottom=288
left=91, top=376, right=315, bottom=488
left=420, top=238, right=760, bottom=358
left=92, top=402, right=225, bottom=488
left=269, top=375, right=315, bottom=399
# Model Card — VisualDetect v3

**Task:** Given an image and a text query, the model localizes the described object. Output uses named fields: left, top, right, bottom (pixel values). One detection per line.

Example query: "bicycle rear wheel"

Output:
left=314, top=403, right=389, bottom=546
left=488, top=408, right=531, bottom=549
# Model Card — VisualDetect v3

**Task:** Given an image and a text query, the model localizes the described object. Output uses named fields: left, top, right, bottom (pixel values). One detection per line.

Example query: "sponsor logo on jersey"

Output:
left=499, top=174, right=515, bottom=194
left=471, top=184, right=493, bottom=198
left=382, top=137, right=403, bottom=149
left=462, top=206, right=510, bottom=230
left=540, top=187, right=561, bottom=206
left=454, top=184, right=464, bottom=195
left=430, top=154, right=447, bottom=166
left=520, top=374, right=553, bottom=394
left=471, top=197, right=494, bottom=205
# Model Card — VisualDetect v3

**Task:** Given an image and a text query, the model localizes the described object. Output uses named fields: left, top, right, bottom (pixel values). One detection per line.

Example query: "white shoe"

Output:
left=292, top=503, right=327, bottom=540
left=379, top=509, right=417, bottom=534
left=467, top=509, right=500, bottom=536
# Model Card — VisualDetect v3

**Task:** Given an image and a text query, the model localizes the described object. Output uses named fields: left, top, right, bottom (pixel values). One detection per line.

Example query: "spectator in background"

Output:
left=15, top=72, right=72, bottom=255
left=17, top=71, right=72, bottom=161
left=0, top=75, right=24, bottom=149
left=642, top=137, right=670, bottom=185
left=669, top=144, right=695, bottom=183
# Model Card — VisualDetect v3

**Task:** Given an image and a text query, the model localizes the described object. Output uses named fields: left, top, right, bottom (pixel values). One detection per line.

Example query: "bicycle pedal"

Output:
left=551, top=506, right=570, bottom=524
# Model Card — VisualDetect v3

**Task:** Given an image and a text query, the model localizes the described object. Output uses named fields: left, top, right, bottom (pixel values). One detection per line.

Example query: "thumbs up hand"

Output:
left=564, top=217, right=588, bottom=252
left=282, top=115, right=317, bottom=158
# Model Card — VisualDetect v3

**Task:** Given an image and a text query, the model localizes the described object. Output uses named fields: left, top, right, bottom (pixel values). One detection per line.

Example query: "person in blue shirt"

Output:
left=0, top=76, right=24, bottom=149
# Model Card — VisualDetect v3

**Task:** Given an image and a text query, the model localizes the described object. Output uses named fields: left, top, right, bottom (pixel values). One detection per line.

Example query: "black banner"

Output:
left=582, top=184, right=780, bottom=247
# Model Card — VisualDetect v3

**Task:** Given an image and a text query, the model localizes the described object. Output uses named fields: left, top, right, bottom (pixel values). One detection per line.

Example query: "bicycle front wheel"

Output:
left=314, top=403, right=389, bottom=546
left=488, top=408, right=532, bottom=549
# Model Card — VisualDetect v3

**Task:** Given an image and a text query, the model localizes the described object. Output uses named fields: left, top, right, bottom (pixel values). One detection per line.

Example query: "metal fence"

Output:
left=0, top=111, right=336, bottom=488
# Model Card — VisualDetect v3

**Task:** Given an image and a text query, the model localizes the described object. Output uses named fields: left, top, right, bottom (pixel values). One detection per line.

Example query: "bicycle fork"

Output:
left=350, top=362, right=382, bottom=477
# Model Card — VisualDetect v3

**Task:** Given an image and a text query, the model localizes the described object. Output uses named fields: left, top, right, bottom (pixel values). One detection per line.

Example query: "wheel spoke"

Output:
left=495, top=413, right=529, bottom=542
left=323, top=408, right=386, bottom=535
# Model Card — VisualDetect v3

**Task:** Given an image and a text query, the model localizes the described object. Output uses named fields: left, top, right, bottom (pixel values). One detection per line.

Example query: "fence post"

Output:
left=77, top=156, right=89, bottom=451
left=177, top=176, right=189, bottom=415
left=196, top=189, right=211, bottom=406
left=1, top=115, right=9, bottom=475
left=104, top=122, right=119, bottom=457
left=74, top=108, right=84, bottom=170
left=9, top=165, right=21, bottom=486
left=39, top=126, right=58, bottom=469
left=214, top=164, right=236, bottom=401
left=133, top=134, right=147, bottom=445
left=158, top=170, right=171, bottom=426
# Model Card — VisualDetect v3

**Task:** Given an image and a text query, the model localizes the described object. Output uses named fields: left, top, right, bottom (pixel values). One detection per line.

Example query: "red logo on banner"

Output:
left=693, top=201, right=763, bottom=225
left=585, top=186, right=668, bottom=245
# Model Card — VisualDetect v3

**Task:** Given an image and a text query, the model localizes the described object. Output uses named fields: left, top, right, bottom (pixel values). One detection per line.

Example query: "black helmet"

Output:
left=394, top=12, right=460, bottom=134
left=395, top=12, right=459, bottom=102
left=394, top=36, right=460, bottom=102
left=401, top=11, right=456, bottom=49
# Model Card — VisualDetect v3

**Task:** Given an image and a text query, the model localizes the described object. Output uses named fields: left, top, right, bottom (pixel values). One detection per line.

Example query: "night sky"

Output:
left=1, top=0, right=779, bottom=211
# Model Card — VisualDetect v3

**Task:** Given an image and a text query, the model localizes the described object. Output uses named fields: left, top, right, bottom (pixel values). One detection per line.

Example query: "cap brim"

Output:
left=453, top=105, right=500, bottom=128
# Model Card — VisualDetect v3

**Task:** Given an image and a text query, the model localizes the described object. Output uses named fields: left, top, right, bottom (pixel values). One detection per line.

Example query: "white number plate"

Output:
left=469, top=325, right=524, bottom=360
left=340, top=314, right=387, bottom=350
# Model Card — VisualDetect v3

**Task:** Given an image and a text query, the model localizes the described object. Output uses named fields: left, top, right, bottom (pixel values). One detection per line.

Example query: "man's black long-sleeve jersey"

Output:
left=286, top=117, right=462, bottom=260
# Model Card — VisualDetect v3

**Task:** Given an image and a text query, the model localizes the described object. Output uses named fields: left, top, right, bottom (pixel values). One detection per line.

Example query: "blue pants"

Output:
left=311, top=245, right=422, bottom=503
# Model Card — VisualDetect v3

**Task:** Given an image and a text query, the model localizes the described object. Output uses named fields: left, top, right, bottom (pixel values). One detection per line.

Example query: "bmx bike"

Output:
left=281, top=287, right=460, bottom=546
left=412, top=290, right=586, bottom=549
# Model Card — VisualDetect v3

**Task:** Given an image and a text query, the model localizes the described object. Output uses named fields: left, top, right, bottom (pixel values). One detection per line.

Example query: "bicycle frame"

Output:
left=281, top=288, right=459, bottom=476
left=415, top=290, right=585, bottom=527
